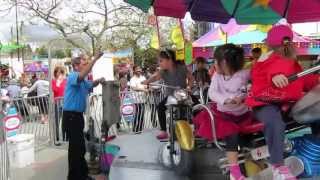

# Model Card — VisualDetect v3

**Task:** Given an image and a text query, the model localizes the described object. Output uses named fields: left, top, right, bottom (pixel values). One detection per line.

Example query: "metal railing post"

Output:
left=48, top=41, right=56, bottom=146
left=0, top=111, right=9, bottom=180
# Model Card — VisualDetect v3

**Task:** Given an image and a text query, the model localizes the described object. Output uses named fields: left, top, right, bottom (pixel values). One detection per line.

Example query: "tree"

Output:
left=1, top=0, right=149, bottom=55
left=134, top=47, right=158, bottom=67
left=54, top=49, right=66, bottom=58
left=36, top=46, right=48, bottom=57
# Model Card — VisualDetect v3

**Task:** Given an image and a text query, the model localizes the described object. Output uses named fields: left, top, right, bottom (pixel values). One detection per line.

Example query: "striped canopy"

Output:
left=193, top=19, right=313, bottom=47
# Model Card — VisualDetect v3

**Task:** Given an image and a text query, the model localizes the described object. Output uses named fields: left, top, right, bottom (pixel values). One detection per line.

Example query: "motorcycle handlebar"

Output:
left=288, top=64, right=320, bottom=82
left=149, top=83, right=180, bottom=90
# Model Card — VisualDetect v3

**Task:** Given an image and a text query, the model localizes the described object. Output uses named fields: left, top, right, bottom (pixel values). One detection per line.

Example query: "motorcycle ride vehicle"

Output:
left=192, top=82, right=209, bottom=105
left=151, top=83, right=195, bottom=176
left=153, top=64, right=320, bottom=178
left=193, top=65, right=320, bottom=178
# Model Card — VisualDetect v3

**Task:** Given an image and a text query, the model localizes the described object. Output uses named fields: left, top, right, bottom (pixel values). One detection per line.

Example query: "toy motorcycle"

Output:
left=152, top=83, right=195, bottom=176
left=194, top=65, right=320, bottom=178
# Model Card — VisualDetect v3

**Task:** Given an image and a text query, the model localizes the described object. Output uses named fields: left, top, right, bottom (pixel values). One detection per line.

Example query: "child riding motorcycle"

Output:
left=193, top=44, right=250, bottom=180
left=143, top=49, right=194, bottom=140
left=246, top=24, right=320, bottom=180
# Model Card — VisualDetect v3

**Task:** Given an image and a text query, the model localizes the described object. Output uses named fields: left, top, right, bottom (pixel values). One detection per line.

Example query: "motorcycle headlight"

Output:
left=174, top=90, right=188, bottom=101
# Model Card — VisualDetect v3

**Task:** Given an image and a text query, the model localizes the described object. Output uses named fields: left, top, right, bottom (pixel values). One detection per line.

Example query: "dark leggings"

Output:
left=254, top=105, right=286, bottom=165
left=158, top=97, right=168, bottom=131
left=150, top=104, right=158, bottom=127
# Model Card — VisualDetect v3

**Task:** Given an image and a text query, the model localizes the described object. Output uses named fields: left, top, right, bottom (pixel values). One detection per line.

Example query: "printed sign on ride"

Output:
left=3, top=107, right=21, bottom=137
left=251, top=145, right=270, bottom=160
left=121, top=93, right=136, bottom=122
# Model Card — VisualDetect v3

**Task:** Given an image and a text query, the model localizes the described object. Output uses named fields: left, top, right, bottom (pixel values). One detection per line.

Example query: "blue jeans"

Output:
left=254, top=105, right=286, bottom=165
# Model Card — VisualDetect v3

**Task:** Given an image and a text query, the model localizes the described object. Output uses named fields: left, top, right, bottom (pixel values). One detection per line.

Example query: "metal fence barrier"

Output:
left=11, top=95, right=50, bottom=148
left=52, top=88, right=166, bottom=144
left=119, top=89, right=165, bottom=134
left=0, top=110, right=9, bottom=180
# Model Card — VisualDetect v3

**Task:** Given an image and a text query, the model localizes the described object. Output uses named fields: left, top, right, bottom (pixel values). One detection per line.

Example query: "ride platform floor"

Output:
left=109, top=130, right=283, bottom=180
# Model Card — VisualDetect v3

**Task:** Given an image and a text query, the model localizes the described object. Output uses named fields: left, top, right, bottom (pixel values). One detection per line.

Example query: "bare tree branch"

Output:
left=2, top=0, right=149, bottom=55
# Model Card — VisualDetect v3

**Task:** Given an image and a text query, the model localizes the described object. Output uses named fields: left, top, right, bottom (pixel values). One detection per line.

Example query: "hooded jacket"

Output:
left=246, top=52, right=319, bottom=108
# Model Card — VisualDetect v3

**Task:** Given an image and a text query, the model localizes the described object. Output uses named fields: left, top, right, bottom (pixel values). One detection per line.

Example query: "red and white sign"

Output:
left=121, top=105, right=135, bottom=116
left=3, top=115, right=21, bottom=137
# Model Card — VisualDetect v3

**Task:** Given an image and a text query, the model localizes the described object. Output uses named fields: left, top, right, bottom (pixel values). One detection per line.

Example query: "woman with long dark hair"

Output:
left=143, top=49, right=194, bottom=139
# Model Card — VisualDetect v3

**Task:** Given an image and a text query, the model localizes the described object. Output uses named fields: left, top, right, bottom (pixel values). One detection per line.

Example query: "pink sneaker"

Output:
left=230, top=164, right=246, bottom=180
left=230, top=173, right=245, bottom=180
left=156, top=132, right=169, bottom=140
left=273, top=165, right=297, bottom=180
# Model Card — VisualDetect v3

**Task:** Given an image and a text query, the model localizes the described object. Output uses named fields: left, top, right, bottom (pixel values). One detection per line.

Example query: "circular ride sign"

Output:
left=3, top=107, right=21, bottom=137
left=121, top=93, right=136, bottom=122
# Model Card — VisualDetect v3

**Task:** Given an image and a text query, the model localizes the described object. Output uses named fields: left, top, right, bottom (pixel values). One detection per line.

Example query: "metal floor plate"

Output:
left=108, top=130, right=227, bottom=180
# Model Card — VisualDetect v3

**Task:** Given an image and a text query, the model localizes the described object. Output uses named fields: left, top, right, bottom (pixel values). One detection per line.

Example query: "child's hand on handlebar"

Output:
left=224, top=98, right=236, bottom=105
left=272, top=74, right=289, bottom=88
left=224, top=97, right=243, bottom=105
left=232, top=96, right=243, bottom=105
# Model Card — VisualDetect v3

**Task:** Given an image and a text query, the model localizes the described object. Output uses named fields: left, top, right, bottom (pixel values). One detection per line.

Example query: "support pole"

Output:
left=47, top=42, right=55, bottom=146
left=155, top=16, right=161, bottom=48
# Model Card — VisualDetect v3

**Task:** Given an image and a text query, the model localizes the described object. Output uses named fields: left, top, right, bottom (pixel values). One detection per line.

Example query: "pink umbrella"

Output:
left=270, top=0, right=320, bottom=24
left=193, top=19, right=248, bottom=47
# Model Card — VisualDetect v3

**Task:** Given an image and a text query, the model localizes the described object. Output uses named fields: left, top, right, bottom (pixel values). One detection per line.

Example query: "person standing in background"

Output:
left=119, top=72, right=128, bottom=91
left=52, top=66, right=67, bottom=143
left=251, top=47, right=262, bottom=64
left=6, top=79, right=21, bottom=98
left=27, top=73, right=49, bottom=123
left=30, top=73, right=38, bottom=85
left=193, top=57, right=211, bottom=86
left=129, top=65, right=147, bottom=133
left=63, top=52, right=104, bottom=180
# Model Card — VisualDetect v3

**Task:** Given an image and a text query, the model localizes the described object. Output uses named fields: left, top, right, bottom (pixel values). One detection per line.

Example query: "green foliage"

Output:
left=36, top=46, right=48, bottom=57
left=134, top=48, right=158, bottom=68
left=54, top=49, right=66, bottom=59
left=65, top=49, right=72, bottom=58
left=34, top=46, right=70, bottom=59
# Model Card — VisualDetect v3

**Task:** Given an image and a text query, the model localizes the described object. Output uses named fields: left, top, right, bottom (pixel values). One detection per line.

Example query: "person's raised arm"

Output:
left=27, top=81, right=38, bottom=94
left=143, top=71, right=161, bottom=85
left=92, top=77, right=106, bottom=87
left=78, top=52, right=104, bottom=81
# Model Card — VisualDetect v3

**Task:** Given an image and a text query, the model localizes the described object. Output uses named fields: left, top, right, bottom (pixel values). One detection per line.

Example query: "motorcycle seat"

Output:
left=238, top=103, right=296, bottom=134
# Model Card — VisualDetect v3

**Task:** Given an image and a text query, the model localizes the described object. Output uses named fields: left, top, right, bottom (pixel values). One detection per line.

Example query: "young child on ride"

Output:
left=193, top=43, right=250, bottom=180
left=143, top=49, right=194, bottom=139
left=246, top=24, right=320, bottom=180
